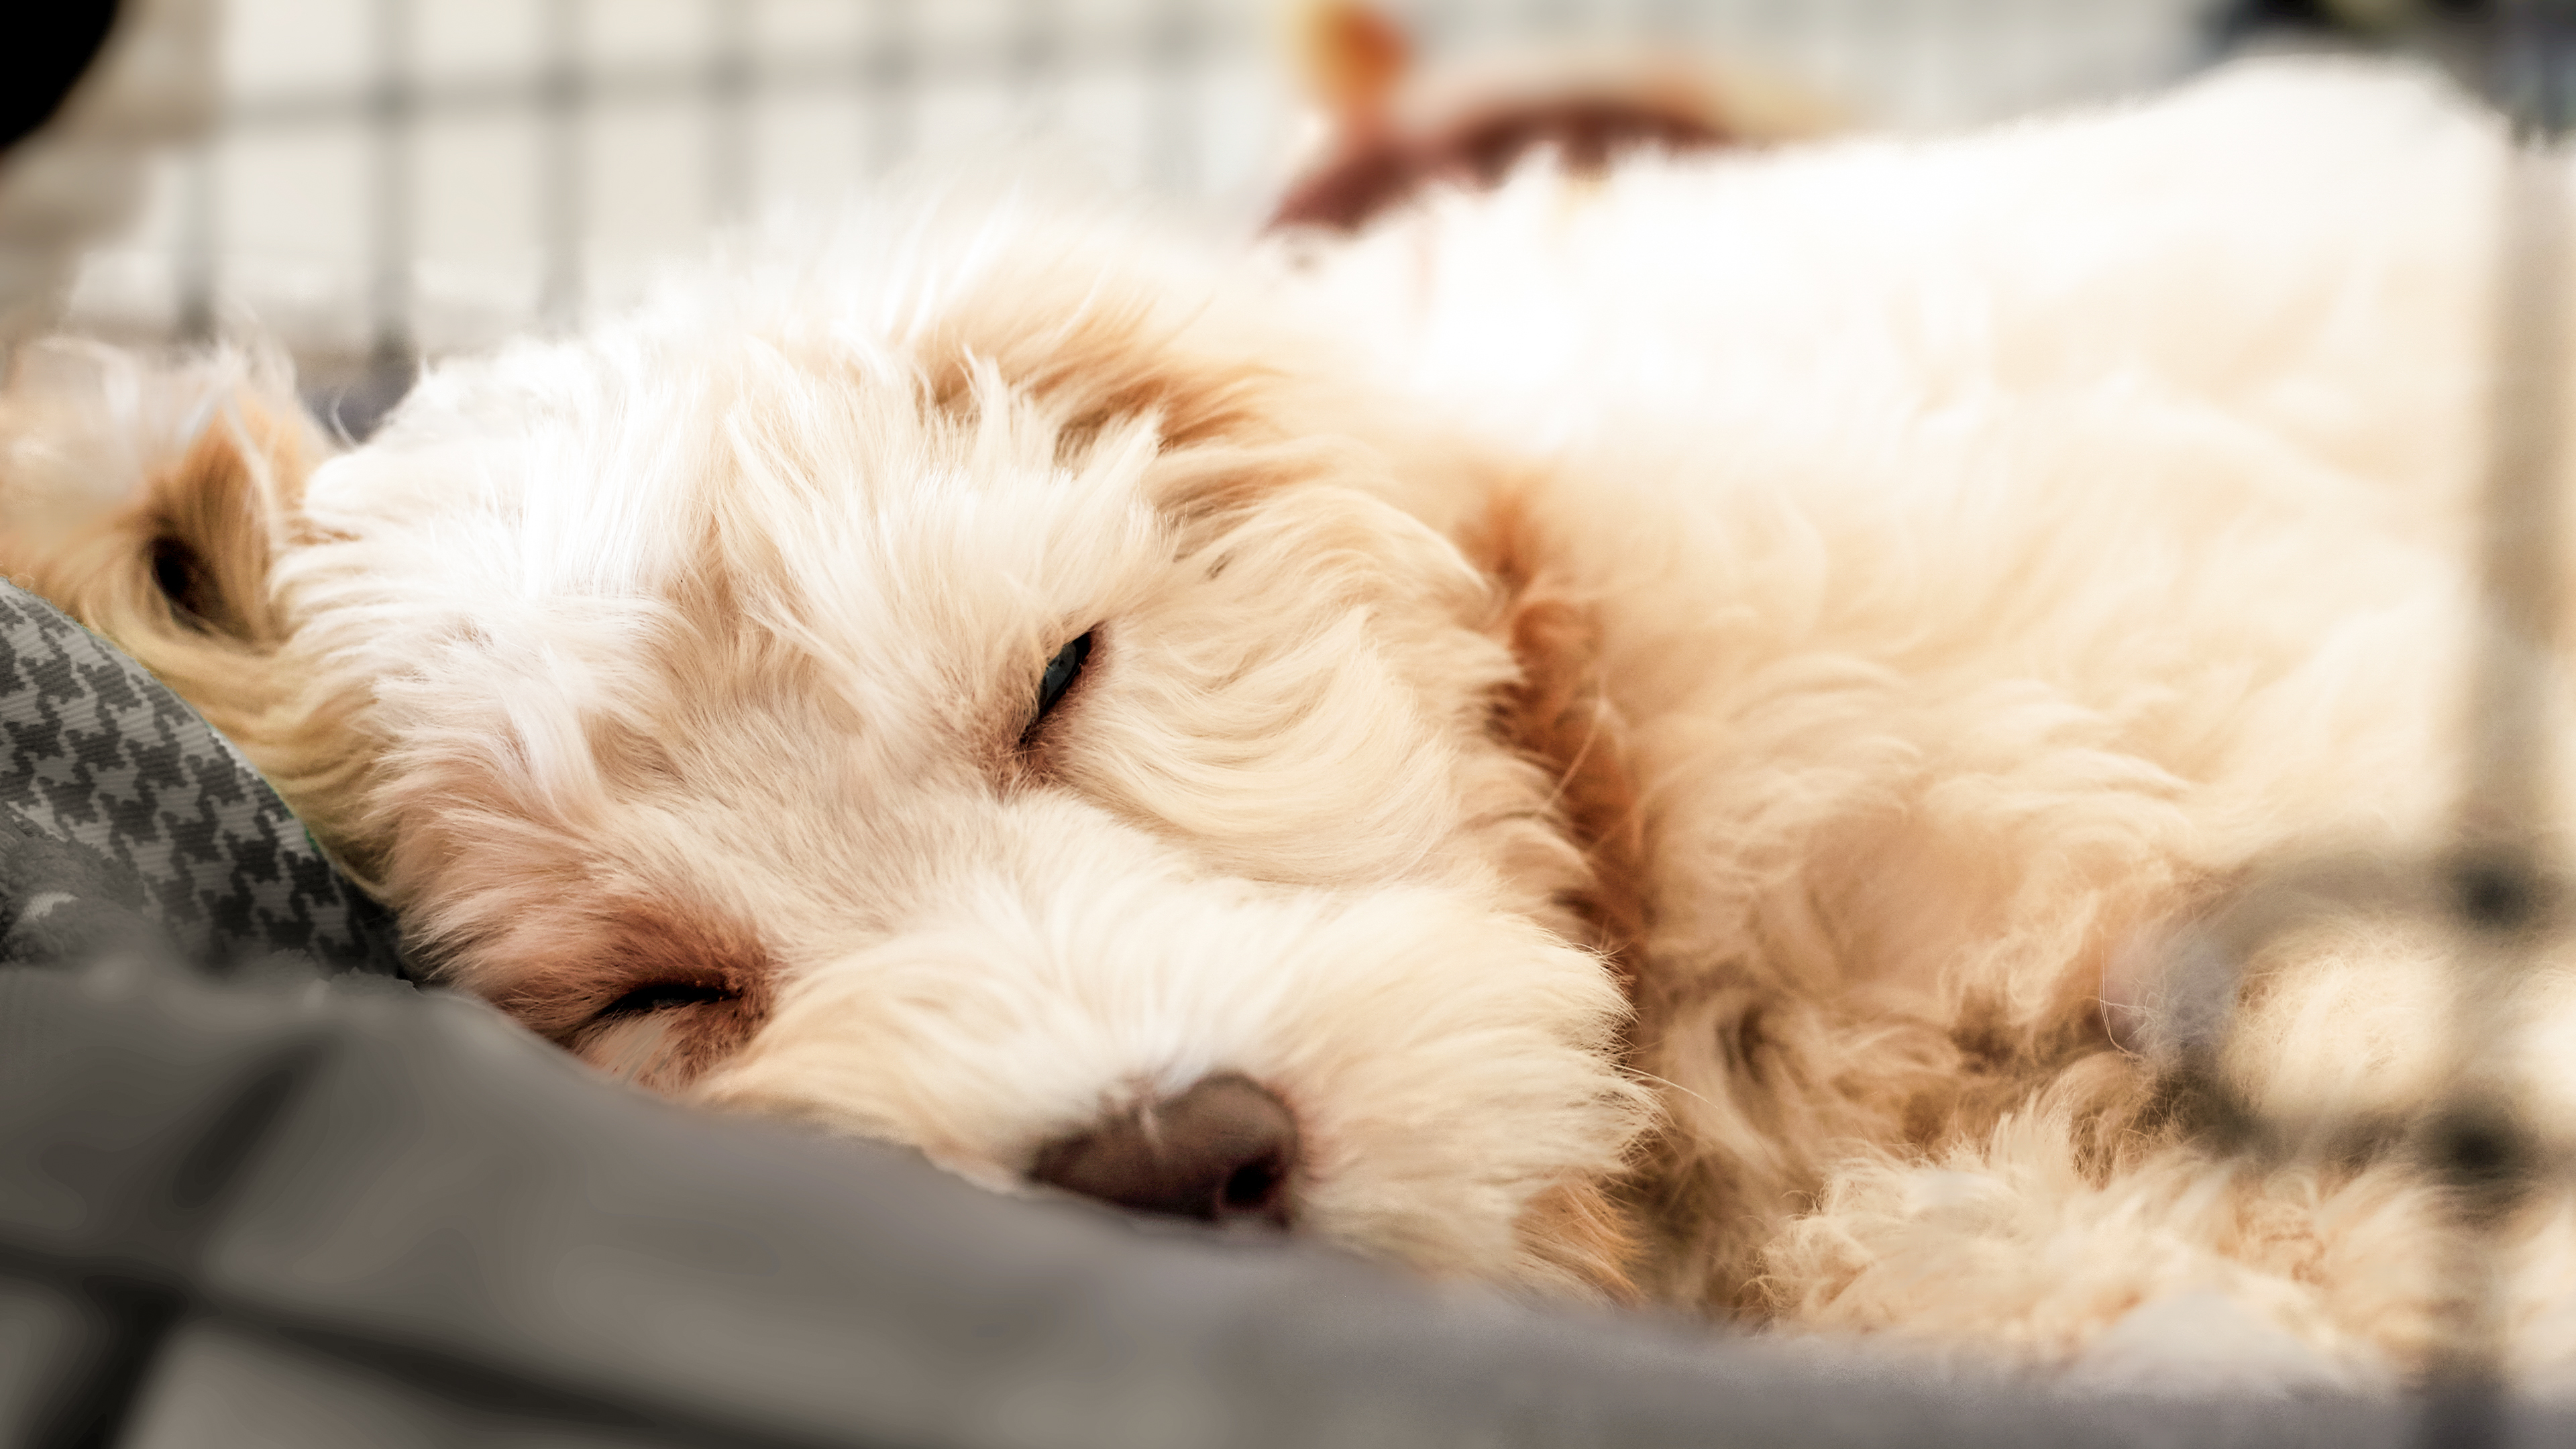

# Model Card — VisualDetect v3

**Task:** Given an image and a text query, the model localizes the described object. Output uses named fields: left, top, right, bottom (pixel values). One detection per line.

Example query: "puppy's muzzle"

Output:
left=1028, top=1073, right=1300, bottom=1228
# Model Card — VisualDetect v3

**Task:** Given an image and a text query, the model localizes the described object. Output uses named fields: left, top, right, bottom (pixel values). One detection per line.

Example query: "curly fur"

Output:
left=9, top=59, right=2576, bottom=1385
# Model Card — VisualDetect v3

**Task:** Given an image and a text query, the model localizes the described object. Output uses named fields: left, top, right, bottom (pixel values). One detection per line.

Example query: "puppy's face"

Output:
left=280, top=221, right=1650, bottom=1290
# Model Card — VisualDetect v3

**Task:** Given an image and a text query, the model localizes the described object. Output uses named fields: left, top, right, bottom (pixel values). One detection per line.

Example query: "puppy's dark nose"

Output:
left=1028, top=1072, right=1299, bottom=1228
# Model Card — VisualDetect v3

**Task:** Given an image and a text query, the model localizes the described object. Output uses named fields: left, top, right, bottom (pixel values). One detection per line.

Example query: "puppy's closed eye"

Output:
left=515, top=907, right=774, bottom=1092
left=577, top=979, right=747, bottom=1088
left=1024, top=629, right=1095, bottom=743
left=594, top=979, right=739, bottom=1020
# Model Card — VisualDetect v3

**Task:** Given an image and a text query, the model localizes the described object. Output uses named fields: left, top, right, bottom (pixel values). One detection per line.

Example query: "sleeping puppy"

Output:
left=11, top=59, right=2576, bottom=1385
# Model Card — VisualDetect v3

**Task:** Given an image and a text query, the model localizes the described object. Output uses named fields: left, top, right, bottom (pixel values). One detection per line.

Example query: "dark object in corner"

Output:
left=0, top=1, right=119, bottom=152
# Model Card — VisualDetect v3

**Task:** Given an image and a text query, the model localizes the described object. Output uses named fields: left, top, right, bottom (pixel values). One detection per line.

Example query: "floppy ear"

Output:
left=1471, top=491, right=1649, bottom=993
left=0, top=342, right=324, bottom=743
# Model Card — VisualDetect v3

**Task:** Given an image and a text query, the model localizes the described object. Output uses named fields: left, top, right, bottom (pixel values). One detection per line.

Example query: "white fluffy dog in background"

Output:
left=8, top=58, right=2576, bottom=1387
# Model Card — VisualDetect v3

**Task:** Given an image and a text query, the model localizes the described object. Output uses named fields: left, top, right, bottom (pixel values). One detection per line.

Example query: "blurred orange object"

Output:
left=1269, top=0, right=1841, bottom=233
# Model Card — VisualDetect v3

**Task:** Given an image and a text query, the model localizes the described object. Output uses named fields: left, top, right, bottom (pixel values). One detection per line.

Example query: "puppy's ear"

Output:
left=0, top=342, right=324, bottom=737
left=1472, top=492, right=1648, bottom=990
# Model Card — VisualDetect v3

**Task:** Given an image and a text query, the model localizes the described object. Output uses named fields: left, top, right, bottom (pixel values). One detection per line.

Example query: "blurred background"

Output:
left=47, top=0, right=2486, bottom=425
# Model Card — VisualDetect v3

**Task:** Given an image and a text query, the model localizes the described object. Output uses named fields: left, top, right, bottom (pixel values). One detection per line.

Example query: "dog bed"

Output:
left=0, top=582, right=402, bottom=980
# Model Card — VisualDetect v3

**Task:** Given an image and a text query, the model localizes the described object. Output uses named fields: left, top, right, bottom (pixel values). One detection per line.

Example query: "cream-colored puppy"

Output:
left=8, top=58, right=2574, bottom=1385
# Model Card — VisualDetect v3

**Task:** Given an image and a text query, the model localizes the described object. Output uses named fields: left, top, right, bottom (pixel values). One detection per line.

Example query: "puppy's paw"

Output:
left=2065, top=1289, right=2387, bottom=1397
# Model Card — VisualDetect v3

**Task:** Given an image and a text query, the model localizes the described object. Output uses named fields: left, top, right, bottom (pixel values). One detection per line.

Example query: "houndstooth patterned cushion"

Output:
left=0, top=581, right=406, bottom=978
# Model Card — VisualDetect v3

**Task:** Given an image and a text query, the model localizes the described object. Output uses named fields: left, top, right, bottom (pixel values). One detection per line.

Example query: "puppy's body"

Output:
left=1290, top=60, right=2565, bottom=1371
left=11, top=60, right=2576, bottom=1383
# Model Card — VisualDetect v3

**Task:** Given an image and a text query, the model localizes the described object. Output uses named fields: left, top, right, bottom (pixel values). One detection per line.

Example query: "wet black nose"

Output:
left=1027, top=1073, right=1299, bottom=1228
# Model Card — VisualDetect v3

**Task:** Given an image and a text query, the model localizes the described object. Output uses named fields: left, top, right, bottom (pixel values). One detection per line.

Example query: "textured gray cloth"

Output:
left=5, top=952, right=2574, bottom=1448
left=0, top=582, right=405, bottom=978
